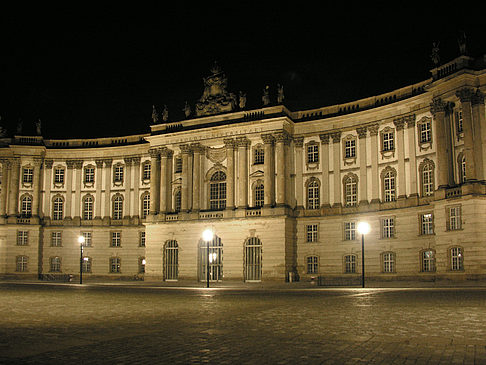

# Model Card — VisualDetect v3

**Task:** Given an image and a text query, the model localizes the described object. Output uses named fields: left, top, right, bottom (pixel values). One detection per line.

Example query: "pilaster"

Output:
left=356, top=127, right=368, bottom=205
left=331, top=131, right=342, bottom=207
left=319, top=133, right=330, bottom=207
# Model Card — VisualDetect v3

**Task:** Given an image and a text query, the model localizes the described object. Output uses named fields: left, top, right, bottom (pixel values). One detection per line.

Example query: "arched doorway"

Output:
left=198, top=235, right=223, bottom=282
left=244, top=237, right=262, bottom=282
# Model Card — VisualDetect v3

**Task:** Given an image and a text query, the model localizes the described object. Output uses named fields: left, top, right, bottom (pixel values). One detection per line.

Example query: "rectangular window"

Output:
left=307, top=144, right=319, bottom=163
left=84, top=167, right=95, bottom=183
left=110, top=258, right=121, bottom=273
left=114, top=165, right=124, bottom=183
left=175, top=158, right=182, bottom=173
left=344, top=222, right=356, bottom=241
left=54, top=167, right=65, bottom=184
left=139, top=231, right=146, bottom=247
left=447, top=206, right=461, bottom=231
left=17, top=231, right=28, bottom=246
left=50, top=257, right=61, bottom=272
left=381, top=217, right=395, bottom=238
left=111, top=232, right=121, bottom=247
left=82, top=257, right=92, bottom=273
left=22, top=167, right=33, bottom=184
left=420, top=122, right=431, bottom=143
left=451, top=247, right=463, bottom=271
left=306, top=224, right=318, bottom=242
left=143, top=163, right=151, bottom=180
left=254, top=148, right=264, bottom=165
left=344, top=255, right=356, bottom=273
left=422, top=250, right=435, bottom=272
left=420, top=213, right=434, bottom=235
left=382, top=131, right=394, bottom=151
left=51, top=231, right=62, bottom=247
left=383, top=252, right=395, bottom=273
left=306, top=256, right=318, bottom=274
left=456, top=111, right=463, bottom=134
left=344, top=139, right=356, bottom=158
left=81, top=232, right=92, bottom=247
left=16, top=256, right=28, bottom=272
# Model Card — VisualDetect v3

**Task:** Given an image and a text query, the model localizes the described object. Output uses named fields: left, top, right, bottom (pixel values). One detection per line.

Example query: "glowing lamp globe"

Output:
left=357, top=222, right=370, bottom=235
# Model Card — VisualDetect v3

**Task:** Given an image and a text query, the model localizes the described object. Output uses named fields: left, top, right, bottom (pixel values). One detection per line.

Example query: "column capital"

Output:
left=223, top=138, right=236, bottom=149
left=149, top=148, right=160, bottom=159
left=131, top=156, right=141, bottom=165
left=235, top=136, right=250, bottom=148
left=319, top=133, right=330, bottom=144
left=430, top=97, right=447, bottom=116
left=44, top=159, right=54, bottom=169
left=356, top=127, right=367, bottom=139
left=261, top=133, right=275, bottom=145
left=103, top=158, right=113, bottom=167
left=179, top=143, right=192, bottom=154
left=95, top=159, right=104, bottom=168
left=472, top=89, right=485, bottom=105
left=74, top=160, right=83, bottom=169
left=405, top=114, right=416, bottom=128
left=124, top=157, right=133, bottom=166
left=393, top=118, right=406, bottom=131
left=294, top=136, right=304, bottom=147
left=456, top=88, right=474, bottom=103
left=33, top=157, right=43, bottom=167
left=330, top=131, right=341, bottom=143
left=66, top=160, right=76, bottom=169
left=190, top=143, right=206, bottom=154
left=273, top=130, right=291, bottom=144
left=159, top=147, right=172, bottom=157
left=368, top=124, right=379, bottom=136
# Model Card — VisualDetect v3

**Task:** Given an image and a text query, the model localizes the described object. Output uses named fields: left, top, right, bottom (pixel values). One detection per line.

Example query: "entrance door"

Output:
left=199, top=236, right=223, bottom=282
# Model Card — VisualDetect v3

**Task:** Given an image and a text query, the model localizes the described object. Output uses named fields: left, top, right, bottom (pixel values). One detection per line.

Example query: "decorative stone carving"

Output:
left=195, top=62, right=237, bottom=117
left=206, top=146, right=226, bottom=164
left=472, top=89, right=484, bottom=105
left=456, top=88, right=474, bottom=103
left=294, top=136, right=304, bottom=148
left=44, top=159, right=54, bottom=169
left=319, top=133, right=330, bottom=144
left=368, top=124, right=379, bottom=136
left=261, top=133, right=275, bottom=145
left=430, top=97, right=446, bottom=116
left=330, top=131, right=341, bottom=143
left=393, top=118, right=405, bottom=130
left=356, top=127, right=367, bottom=139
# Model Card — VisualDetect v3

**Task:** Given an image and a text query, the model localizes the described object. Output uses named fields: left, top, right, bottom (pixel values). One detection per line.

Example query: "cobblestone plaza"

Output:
left=1, top=283, right=486, bottom=364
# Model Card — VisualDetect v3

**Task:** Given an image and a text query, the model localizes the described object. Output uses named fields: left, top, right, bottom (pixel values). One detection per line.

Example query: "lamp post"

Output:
left=357, top=221, right=370, bottom=288
left=202, top=229, right=214, bottom=288
left=78, top=235, right=85, bottom=284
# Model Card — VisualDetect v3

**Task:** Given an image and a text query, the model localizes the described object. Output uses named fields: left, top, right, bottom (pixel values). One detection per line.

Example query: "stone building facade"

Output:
left=1, top=53, right=486, bottom=284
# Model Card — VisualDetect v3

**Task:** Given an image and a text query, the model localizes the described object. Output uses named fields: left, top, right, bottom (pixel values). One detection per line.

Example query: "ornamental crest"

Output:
left=206, top=145, right=227, bottom=164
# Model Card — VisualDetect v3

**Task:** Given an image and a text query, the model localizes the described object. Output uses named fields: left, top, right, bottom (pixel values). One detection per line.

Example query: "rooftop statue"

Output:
left=239, top=91, right=247, bottom=109
left=277, top=84, right=284, bottom=104
left=36, top=118, right=42, bottom=135
left=151, top=105, right=159, bottom=124
left=262, top=85, right=270, bottom=106
left=183, top=101, right=191, bottom=118
left=458, top=30, right=467, bottom=55
left=162, top=105, right=169, bottom=122
left=195, top=62, right=237, bottom=116
left=431, top=41, right=440, bottom=66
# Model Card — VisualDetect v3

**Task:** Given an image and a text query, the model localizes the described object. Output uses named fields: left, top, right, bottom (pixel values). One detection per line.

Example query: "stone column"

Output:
left=123, top=157, right=132, bottom=218
left=180, top=144, right=192, bottom=212
left=65, top=160, right=75, bottom=219
left=444, top=105, right=455, bottom=186
left=190, top=144, right=203, bottom=212
left=406, top=116, right=418, bottom=196
left=430, top=98, right=450, bottom=188
left=224, top=139, right=236, bottom=210
left=274, top=131, right=289, bottom=206
left=7, top=158, right=20, bottom=216
left=43, top=159, right=53, bottom=219
left=472, top=90, right=486, bottom=181
left=356, top=127, right=368, bottom=204
left=369, top=124, right=379, bottom=203
left=319, top=134, right=330, bottom=207
left=0, top=160, right=10, bottom=216
left=262, top=134, right=275, bottom=207
left=393, top=118, right=406, bottom=198
left=456, top=89, right=477, bottom=181
left=159, top=149, right=169, bottom=213
left=294, top=137, right=304, bottom=208
left=95, top=159, right=104, bottom=219
left=148, top=149, right=160, bottom=215
left=132, top=157, right=141, bottom=218
left=166, top=150, right=173, bottom=212
left=73, top=160, right=83, bottom=219
left=103, top=159, right=112, bottom=220
left=236, top=137, right=250, bottom=208
left=331, top=131, right=342, bottom=207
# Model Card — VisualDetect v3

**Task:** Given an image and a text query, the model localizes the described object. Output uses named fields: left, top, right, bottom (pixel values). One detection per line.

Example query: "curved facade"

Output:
left=1, top=53, right=486, bottom=284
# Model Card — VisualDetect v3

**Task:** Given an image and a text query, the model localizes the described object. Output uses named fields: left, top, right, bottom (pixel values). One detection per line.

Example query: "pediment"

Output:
left=250, top=170, right=264, bottom=178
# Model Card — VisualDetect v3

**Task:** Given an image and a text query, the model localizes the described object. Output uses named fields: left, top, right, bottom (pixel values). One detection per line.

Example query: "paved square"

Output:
left=0, top=283, right=485, bottom=364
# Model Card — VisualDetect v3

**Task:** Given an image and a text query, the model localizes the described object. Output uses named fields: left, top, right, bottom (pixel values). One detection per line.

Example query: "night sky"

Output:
left=1, top=4, right=484, bottom=139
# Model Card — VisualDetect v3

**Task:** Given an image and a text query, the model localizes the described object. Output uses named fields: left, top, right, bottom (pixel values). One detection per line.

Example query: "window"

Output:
left=244, top=237, right=262, bottom=282
left=16, top=256, right=28, bottom=272
left=306, top=224, right=318, bottom=242
left=51, top=232, right=62, bottom=247
left=306, top=178, right=320, bottom=209
left=20, top=195, right=32, bottom=217
left=175, top=157, right=182, bottom=173
left=254, top=182, right=264, bottom=207
left=382, top=168, right=396, bottom=202
left=110, top=257, right=121, bottom=273
left=419, top=120, right=432, bottom=143
left=450, top=247, right=464, bottom=271
left=307, top=143, right=319, bottom=163
left=447, top=205, right=462, bottom=231
left=82, top=257, right=92, bottom=273
left=50, top=257, right=61, bottom=272
left=382, top=130, right=395, bottom=152
left=174, top=188, right=181, bottom=212
left=113, top=164, right=124, bottom=184
left=459, top=154, right=466, bottom=183
left=141, top=193, right=150, bottom=219
left=17, top=230, right=28, bottom=246
left=344, top=255, right=356, bottom=273
left=139, top=231, right=146, bottom=247
left=22, top=167, right=33, bottom=184
left=344, top=222, right=356, bottom=241
left=382, top=252, right=395, bottom=273
left=83, top=195, right=94, bottom=220
left=420, top=213, right=434, bottom=235
left=343, top=174, right=358, bottom=206
left=142, top=161, right=151, bottom=180
left=111, top=232, right=121, bottom=247
left=455, top=110, right=463, bottom=134
left=84, top=166, right=95, bottom=184
left=112, top=195, right=123, bottom=220
left=209, top=171, right=226, bottom=210
left=52, top=196, right=64, bottom=221
left=306, top=256, right=318, bottom=274
left=381, top=217, right=395, bottom=238
left=54, top=167, right=65, bottom=184
left=421, top=250, right=435, bottom=272
left=344, top=138, right=356, bottom=158
left=253, top=146, right=264, bottom=165
left=164, top=240, right=179, bottom=280
left=139, top=257, right=146, bottom=274
left=81, top=232, right=92, bottom=247
left=420, top=160, right=434, bottom=196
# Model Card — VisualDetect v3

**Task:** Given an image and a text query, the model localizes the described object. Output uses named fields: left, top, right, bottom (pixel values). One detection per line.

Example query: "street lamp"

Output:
left=78, top=235, right=85, bottom=284
left=357, top=221, right=370, bottom=288
left=202, top=228, right=214, bottom=288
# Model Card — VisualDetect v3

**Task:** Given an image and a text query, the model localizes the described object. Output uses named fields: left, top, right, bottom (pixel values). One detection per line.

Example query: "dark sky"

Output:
left=1, top=4, right=484, bottom=139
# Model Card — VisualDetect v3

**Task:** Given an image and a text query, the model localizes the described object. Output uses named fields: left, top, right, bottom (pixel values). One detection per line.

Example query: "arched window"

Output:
left=174, top=188, right=181, bottom=212
left=141, top=193, right=150, bottom=219
left=343, top=174, right=358, bottom=206
left=83, top=195, right=94, bottom=220
left=254, top=182, right=264, bottom=207
left=381, top=168, right=396, bottom=202
left=306, top=178, right=320, bottom=209
left=419, top=159, right=435, bottom=196
left=244, top=237, right=262, bottom=281
left=209, top=171, right=226, bottom=210
left=112, top=195, right=123, bottom=220
left=20, top=195, right=32, bottom=217
left=199, top=235, right=223, bottom=282
left=164, top=240, right=179, bottom=280
left=52, top=196, right=64, bottom=221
